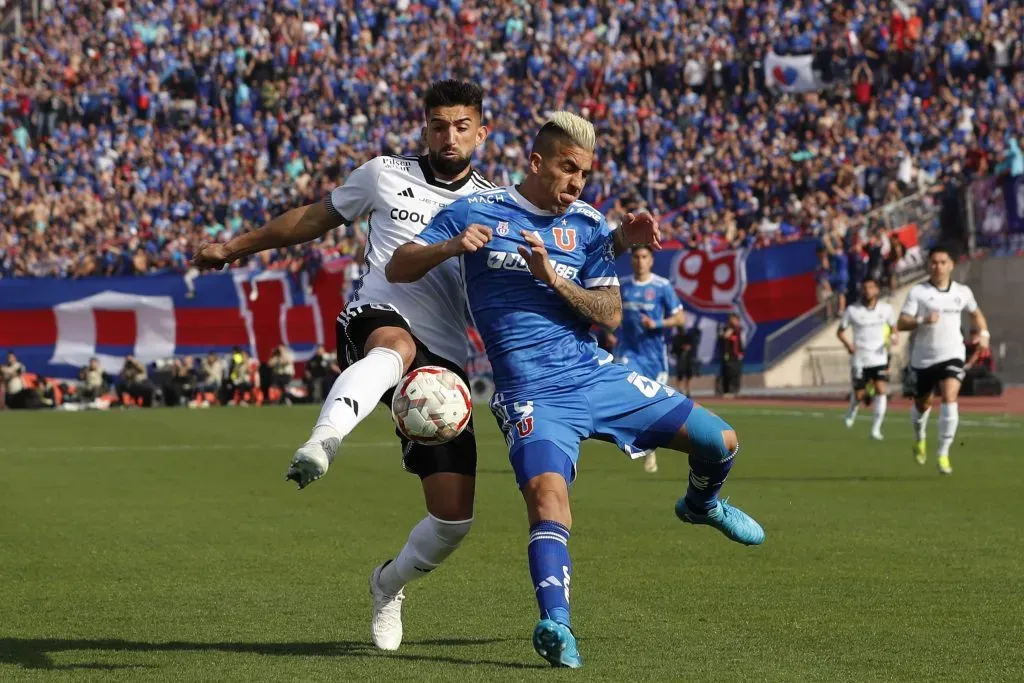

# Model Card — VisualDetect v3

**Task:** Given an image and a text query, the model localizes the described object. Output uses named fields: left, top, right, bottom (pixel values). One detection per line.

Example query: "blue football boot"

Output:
left=533, top=618, right=582, bottom=668
left=675, top=497, right=765, bottom=545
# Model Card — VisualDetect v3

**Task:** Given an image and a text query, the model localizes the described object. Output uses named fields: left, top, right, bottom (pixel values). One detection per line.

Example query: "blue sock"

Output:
left=528, top=521, right=572, bottom=627
left=685, top=447, right=736, bottom=513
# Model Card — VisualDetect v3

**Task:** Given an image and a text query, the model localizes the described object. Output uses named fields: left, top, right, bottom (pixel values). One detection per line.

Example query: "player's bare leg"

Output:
left=911, top=393, right=933, bottom=465
left=371, top=473, right=475, bottom=650
left=935, top=378, right=961, bottom=475
left=286, top=327, right=415, bottom=489
left=870, top=380, right=888, bottom=440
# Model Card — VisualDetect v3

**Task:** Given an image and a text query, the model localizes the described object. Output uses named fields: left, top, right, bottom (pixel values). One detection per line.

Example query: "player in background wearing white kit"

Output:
left=897, top=246, right=990, bottom=475
left=837, top=277, right=897, bottom=440
left=193, top=81, right=494, bottom=651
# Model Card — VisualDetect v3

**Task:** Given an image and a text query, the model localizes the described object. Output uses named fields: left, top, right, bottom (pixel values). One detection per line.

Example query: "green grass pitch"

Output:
left=1, top=403, right=1023, bottom=681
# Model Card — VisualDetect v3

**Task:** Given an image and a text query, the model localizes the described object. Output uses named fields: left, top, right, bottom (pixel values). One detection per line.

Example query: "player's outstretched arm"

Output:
left=192, top=202, right=339, bottom=270
left=387, top=224, right=493, bottom=283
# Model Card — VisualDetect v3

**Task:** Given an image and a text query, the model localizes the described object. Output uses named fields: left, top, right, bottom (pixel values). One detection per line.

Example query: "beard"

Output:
left=428, top=148, right=472, bottom=178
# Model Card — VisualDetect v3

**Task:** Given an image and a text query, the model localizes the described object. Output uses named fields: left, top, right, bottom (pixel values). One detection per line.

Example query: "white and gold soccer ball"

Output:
left=391, top=366, right=473, bottom=445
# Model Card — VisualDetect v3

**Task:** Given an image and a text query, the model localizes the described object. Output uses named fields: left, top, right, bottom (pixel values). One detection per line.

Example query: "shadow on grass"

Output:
left=650, top=474, right=927, bottom=484
left=737, top=475, right=927, bottom=482
left=0, top=636, right=547, bottom=671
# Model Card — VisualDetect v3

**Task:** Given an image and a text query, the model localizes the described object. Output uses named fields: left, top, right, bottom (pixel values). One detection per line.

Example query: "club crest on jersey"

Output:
left=496, top=221, right=509, bottom=236
left=645, top=288, right=656, bottom=301
left=553, top=227, right=577, bottom=251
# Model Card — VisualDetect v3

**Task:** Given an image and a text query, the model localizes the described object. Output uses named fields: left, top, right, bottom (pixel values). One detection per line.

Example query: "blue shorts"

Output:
left=490, top=359, right=694, bottom=488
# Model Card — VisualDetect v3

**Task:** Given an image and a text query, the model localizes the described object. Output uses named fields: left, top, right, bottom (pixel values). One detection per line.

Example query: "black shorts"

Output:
left=337, top=303, right=477, bottom=479
left=676, top=352, right=699, bottom=380
left=851, top=364, right=890, bottom=391
left=911, top=359, right=966, bottom=399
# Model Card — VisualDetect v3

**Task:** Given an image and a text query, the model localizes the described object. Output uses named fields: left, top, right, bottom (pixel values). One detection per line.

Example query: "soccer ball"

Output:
left=391, top=367, right=473, bottom=445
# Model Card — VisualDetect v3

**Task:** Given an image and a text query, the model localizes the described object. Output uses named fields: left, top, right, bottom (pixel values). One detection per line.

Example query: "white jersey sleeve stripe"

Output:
left=584, top=276, right=620, bottom=288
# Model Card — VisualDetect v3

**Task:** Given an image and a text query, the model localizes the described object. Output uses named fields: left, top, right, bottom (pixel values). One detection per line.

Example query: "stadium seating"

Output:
left=2, top=0, right=1021, bottom=281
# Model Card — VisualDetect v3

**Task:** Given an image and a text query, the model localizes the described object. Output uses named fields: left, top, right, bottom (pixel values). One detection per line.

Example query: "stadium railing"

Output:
left=762, top=300, right=831, bottom=369
left=762, top=192, right=937, bottom=370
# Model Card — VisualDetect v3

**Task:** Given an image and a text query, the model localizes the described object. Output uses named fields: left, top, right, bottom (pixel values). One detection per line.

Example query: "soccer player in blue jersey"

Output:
left=614, top=245, right=686, bottom=473
left=387, top=112, right=764, bottom=669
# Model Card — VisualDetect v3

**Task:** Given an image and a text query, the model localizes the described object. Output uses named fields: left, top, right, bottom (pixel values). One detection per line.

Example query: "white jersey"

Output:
left=325, top=155, right=493, bottom=367
left=839, top=301, right=896, bottom=369
left=900, top=280, right=978, bottom=368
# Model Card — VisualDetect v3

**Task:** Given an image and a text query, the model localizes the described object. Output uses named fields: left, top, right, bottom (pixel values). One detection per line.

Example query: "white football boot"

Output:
left=369, top=562, right=405, bottom=651
left=284, top=427, right=340, bottom=490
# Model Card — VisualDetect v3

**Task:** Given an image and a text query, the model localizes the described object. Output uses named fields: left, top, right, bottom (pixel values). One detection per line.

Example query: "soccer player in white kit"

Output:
left=194, top=81, right=494, bottom=650
left=897, top=246, right=990, bottom=475
left=837, top=277, right=897, bottom=440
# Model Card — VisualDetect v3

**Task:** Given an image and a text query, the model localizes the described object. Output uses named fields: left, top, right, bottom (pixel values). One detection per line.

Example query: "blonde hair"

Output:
left=539, top=111, right=596, bottom=152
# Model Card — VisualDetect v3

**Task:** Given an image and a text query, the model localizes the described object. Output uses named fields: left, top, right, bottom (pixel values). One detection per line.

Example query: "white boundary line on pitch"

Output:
left=721, top=407, right=1023, bottom=429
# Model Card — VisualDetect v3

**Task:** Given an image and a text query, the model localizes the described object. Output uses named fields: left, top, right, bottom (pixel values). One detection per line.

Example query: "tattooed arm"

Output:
left=518, top=230, right=622, bottom=329
left=552, top=280, right=622, bottom=329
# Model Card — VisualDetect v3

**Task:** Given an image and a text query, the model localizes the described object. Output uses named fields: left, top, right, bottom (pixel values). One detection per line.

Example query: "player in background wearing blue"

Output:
left=387, top=112, right=764, bottom=669
left=613, top=245, right=686, bottom=473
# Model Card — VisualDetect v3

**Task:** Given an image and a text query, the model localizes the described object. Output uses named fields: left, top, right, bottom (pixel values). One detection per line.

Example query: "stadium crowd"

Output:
left=1, top=0, right=1022, bottom=282
left=1, top=344, right=342, bottom=410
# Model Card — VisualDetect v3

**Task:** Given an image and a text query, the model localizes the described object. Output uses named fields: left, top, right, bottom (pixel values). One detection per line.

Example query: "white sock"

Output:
left=911, top=403, right=931, bottom=441
left=937, top=402, right=959, bottom=457
left=309, top=347, right=404, bottom=459
left=847, top=393, right=859, bottom=420
left=871, top=394, right=887, bottom=433
left=377, top=514, right=473, bottom=595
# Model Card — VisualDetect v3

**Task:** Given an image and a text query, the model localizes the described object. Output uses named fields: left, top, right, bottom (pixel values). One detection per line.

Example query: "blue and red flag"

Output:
left=618, top=239, right=819, bottom=369
left=0, top=268, right=346, bottom=378
left=3, top=243, right=818, bottom=378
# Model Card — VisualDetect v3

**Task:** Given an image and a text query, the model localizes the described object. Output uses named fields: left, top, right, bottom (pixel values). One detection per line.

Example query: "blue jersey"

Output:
left=414, top=186, right=618, bottom=393
left=616, top=274, right=682, bottom=377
